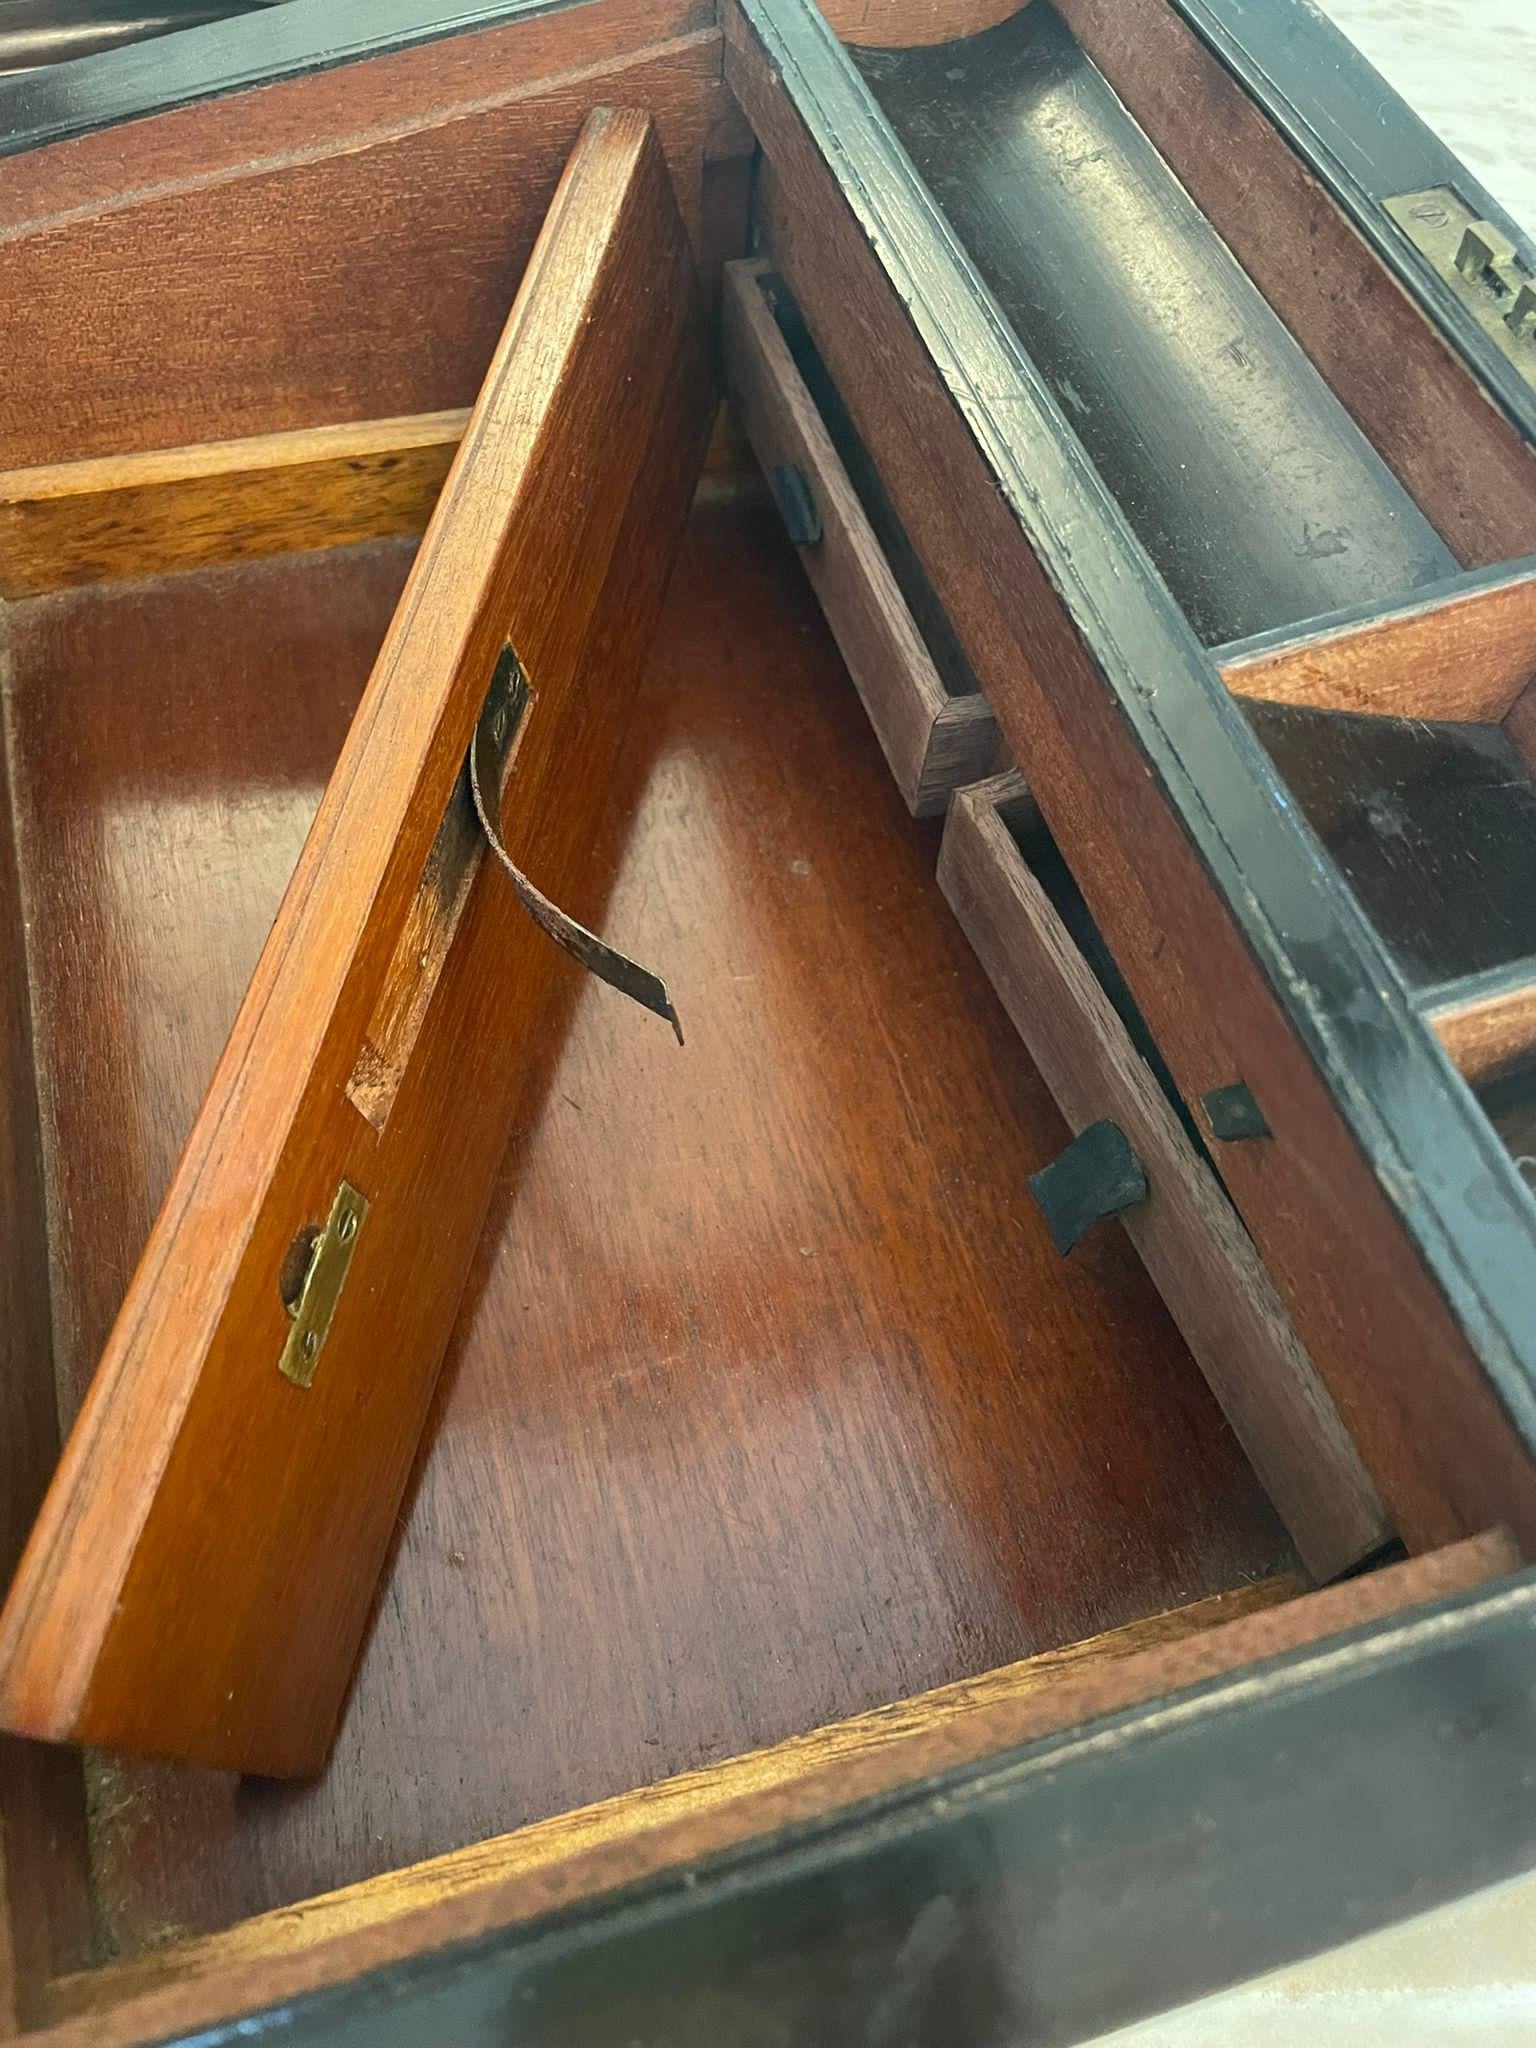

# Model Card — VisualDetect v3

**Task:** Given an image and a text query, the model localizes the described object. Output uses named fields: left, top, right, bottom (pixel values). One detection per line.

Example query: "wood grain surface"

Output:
left=25, top=1533, right=1516, bottom=2048
left=939, top=773, right=1389, bottom=1580
left=1429, top=979, right=1536, bottom=1087
left=0, top=413, right=469, bottom=597
left=723, top=257, right=1000, bottom=811
left=2, top=480, right=1289, bottom=1956
left=0, top=4, right=740, bottom=467
left=47, top=1573, right=1303, bottom=2024
left=730, top=16, right=1536, bottom=1556
left=1051, top=0, right=1536, bottom=571
left=819, top=0, right=1030, bottom=47
left=1220, top=562, right=1536, bottom=724
left=0, top=108, right=712, bottom=1777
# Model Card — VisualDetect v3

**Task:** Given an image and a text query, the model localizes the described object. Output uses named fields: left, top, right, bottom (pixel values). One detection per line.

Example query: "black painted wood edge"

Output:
left=145, top=1569, right=1536, bottom=2046
left=1167, top=0, right=1536, bottom=448
left=1211, top=553, right=1536, bottom=672
left=738, top=0, right=1536, bottom=1466
left=0, top=0, right=643, bottom=158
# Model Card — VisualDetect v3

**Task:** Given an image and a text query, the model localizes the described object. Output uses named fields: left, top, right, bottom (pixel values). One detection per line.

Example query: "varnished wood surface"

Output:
left=26, top=1534, right=1517, bottom=2048
left=0, top=1, right=741, bottom=466
left=851, top=6, right=1454, bottom=646
left=730, top=11, right=1536, bottom=1556
left=6, top=484, right=1288, bottom=1956
left=0, top=412, right=468, bottom=597
left=723, top=258, right=999, bottom=811
left=0, top=109, right=711, bottom=1777
left=820, top=0, right=1029, bottom=45
left=1429, top=975, right=1536, bottom=1087
left=1219, top=562, right=1536, bottom=725
left=47, top=1574, right=1303, bottom=2024
left=939, top=773, right=1387, bottom=1580
left=1051, top=0, right=1536, bottom=571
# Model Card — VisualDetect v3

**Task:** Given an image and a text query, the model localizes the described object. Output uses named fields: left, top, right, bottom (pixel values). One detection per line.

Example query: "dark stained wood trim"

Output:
left=723, top=257, right=1000, bottom=812
left=1052, top=0, right=1536, bottom=570
left=728, top=0, right=1536, bottom=1555
left=939, top=772, right=1388, bottom=1579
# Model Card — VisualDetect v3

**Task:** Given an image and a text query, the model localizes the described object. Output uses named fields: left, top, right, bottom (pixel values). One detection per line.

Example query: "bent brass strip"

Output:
left=469, top=646, right=683, bottom=1045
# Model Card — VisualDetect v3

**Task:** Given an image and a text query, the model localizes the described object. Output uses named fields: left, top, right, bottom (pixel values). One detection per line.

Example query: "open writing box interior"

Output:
left=1, top=1, right=1536, bottom=2042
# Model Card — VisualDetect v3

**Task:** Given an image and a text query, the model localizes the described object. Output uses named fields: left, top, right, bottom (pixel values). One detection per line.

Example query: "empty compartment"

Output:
left=849, top=4, right=1457, bottom=644
left=0, top=481, right=1301, bottom=1999
left=723, top=257, right=999, bottom=811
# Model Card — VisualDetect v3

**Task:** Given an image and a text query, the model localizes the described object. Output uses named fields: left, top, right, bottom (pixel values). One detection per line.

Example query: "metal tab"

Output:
left=469, top=644, right=683, bottom=1044
left=278, top=1180, right=369, bottom=1389
left=1385, top=187, right=1536, bottom=390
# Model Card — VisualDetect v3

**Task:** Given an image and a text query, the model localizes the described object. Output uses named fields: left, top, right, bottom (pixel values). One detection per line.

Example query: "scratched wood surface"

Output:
left=50, top=1575, right=1304, bottom=2024
left=1050, top=0, right=1536, bottom=569
left=0, top=1, right=741, bottom=466
left=0, top=108, right=712, bottom=1779
left=730, top=16, right=1536, bottom=1555
left=31, top=1536, right=1516, bottom=2048
left=2, top=476, right=1289, bottom=1954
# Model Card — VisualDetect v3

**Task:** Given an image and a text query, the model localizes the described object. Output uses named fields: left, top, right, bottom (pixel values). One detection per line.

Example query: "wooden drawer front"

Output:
left=939, top=773, right=1389, bottom=1582
left=723, top=257, right=1000, bottom=814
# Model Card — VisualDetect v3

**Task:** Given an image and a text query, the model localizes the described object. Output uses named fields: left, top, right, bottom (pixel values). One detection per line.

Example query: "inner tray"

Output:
left=851, top=3, right=1456, bottom=645
left=1, top=489, right=1291, bottom=1963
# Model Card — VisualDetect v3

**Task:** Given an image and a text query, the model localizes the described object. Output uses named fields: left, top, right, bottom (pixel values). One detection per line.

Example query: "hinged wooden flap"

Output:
left=0, top=106, right=709, bottom=1776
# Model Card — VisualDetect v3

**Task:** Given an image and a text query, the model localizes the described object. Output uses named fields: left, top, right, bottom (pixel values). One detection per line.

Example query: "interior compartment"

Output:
left=0, top=477, right=1297, bottom=1995
left=721, top=258, right=1001, bottom=812
left=849, top=4, right=1456, bottom=645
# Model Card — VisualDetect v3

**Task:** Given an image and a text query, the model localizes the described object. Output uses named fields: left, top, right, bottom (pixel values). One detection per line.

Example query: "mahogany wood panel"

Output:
left=723, top=257, right=1000, bottom=812
left=939, top=773, right=1388, bottom=1580
left=1430, top=981, right=1536, bottom=1088
left=0, top=676, right=91, bottom=2024
left=730, top=21, right=1536, bottom=1556
left=0, top=413, right=468, bottom=597
left=819, top=0, right=1028, bottom=46
left=3, top=484, right=1290, bottom=1958
left=49, top=1574, right=1303, bottom=2025
left=1220, top=563, right=1536, bottom=725
left=1509, top=675, right=1536, bottom=777
left=0, top=109, right=713, bottom=1777
left=27, top=1533, right=1517, bottom=2048
left=0, top=13, right=739, bottom=467
left=1049, top=0, right=1536, bottom=571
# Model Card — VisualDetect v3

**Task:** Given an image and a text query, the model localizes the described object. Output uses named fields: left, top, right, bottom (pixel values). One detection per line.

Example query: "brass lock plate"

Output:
left=278, top=1180, right=369, bottom=1388
left=1385, top=187, right=1536, bottom=391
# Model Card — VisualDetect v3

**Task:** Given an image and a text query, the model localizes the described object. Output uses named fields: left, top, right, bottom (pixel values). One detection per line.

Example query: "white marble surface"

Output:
left=1316, top=0, right=1536, bottom=231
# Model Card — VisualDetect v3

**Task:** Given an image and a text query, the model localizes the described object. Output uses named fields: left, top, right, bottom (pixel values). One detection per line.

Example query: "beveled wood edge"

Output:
left=722, top=256, right=999, bottom=814
left=818, top=0, right=1029, bottom=46
left=40, top=1575, right=1300, bottom=2026
left=940, top=772, right=1389, bottom=1578
left=1426, top=972, right=1536, bottom=1087
left=19, top=1536, right=1516, bottom=2048
left=0, top=412, right=470, bottom=597
left=1217, top=556, right=1536, bottom=724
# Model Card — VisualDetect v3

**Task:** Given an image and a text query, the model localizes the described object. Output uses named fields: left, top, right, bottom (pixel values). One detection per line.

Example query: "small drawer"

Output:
left=723, top=256, right=1002, bottom=815
left=938, top=770, right=1391, bottom=1583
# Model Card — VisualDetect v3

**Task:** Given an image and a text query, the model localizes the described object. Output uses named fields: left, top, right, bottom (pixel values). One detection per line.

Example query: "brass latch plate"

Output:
left=1385, top=187, right=1536, bottom=391
left=278, top=1180, right=369, bottom=1388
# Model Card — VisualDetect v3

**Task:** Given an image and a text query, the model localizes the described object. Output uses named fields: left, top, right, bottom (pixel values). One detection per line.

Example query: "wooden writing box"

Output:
left=1, top=1, right=1535, bottom=2041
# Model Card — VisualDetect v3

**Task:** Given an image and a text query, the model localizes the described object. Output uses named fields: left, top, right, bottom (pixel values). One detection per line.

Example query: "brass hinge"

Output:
left=278, top=1180, right=369, bottom=1388
left=1385, top=187, right=1536, bottom=391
